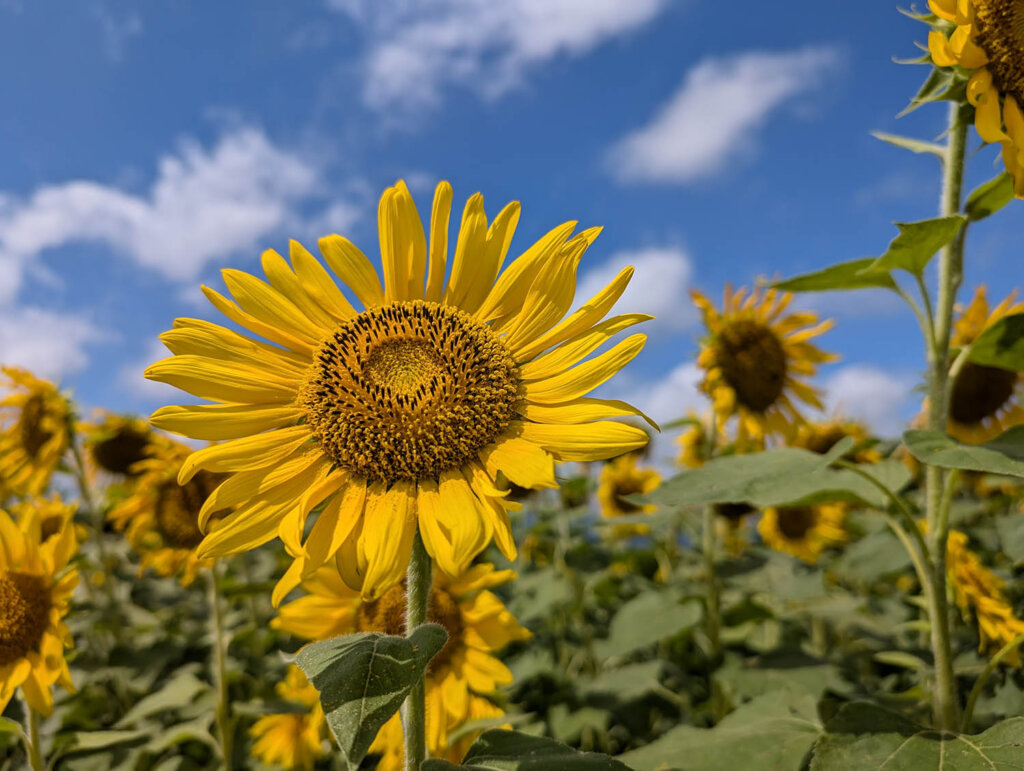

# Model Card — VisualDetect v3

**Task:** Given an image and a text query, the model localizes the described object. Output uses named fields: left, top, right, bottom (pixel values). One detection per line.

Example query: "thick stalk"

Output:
left=403, top=532, right=431, bottom=771
left=924, top=101, right=968, bottom=732
left=25, top=706, right=43, bottom=771
left=208, top=563, right=233, bottom=769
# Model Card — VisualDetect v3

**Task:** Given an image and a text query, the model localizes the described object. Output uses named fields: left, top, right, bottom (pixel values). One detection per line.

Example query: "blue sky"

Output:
left=1, top=0, right=1020, bottom=453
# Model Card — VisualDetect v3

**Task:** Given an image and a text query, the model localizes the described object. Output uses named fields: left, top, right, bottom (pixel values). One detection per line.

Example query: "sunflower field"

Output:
left=3, top=2, right=1024, bottom=770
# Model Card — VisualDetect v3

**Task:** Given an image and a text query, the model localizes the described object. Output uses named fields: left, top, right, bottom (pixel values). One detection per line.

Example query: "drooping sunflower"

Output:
left=596, top=453, right=660, bottom=536
left=273, top=563, right=530, bottom=765
left=928, top=0, right=1024, bottom=196
left=947, top=529, right=1024, bottom=664
left=147, top=181, right=652, bottom=601
left=82, top=412, right=154, bottom=478
left=692, top=287, right=835, bottom=443
left=757, top=502, right=847, bottom=564
left=676, top=411, right=710, bottom=469
left=788, top=418, right=881, bottom=463
left=107, top=438, right=228, bottom=585
left=0, top=367, right=72, bottom=499
left=0, top=508, right=78, bottom=716
left=943, top=286, right=1024, bottom=443
left=249, top=665, right=327, bottom=770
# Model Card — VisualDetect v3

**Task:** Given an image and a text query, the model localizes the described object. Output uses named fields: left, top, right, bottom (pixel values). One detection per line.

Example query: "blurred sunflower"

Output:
left=757, top=502, right=847, bottom=563
left=8, top=495, right=83, bottom=544
left=0, top=507, right=78, bottom=717
left=692, top=287, right=835, bottom=443
left=676, top=412, right=710, bottom=469
left=789, top=418, right=881, bottom=463
left=947, top=529, right=1024, bottom=663
left=943, top=287, right=1024, bottom=443
left=273, top=563, right=530, bottom=765
left=596, top=454, right=660, bottom=536
left=0, top=367, right=72, bottom=499
left=82, top=413, right=154, bottom=477
left=108, top=438, right=227, bottom=585
left=147, top=180, right=652, bottom=601
left=928, top=0, right=1024, bottom=196
left=249, top=665, right=326, bottom=770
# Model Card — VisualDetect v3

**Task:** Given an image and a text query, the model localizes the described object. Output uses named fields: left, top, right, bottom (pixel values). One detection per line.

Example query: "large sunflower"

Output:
left=692, top=287, right=835, bottom=443
left=596, top=453, right=660, bottom=536
left=249, top=665, right=326, bottom=770
left=107, top=438, right=228, bottom=586
left=147, top=181, right=651, bottom=601
left=0, top=367, right=72, bottom=499
left=273, top=563, right=529, bottom=766
left=0, top=507, right=78, bottom=716
left=82, top=413, right=154, bottom=478
left=757, top=502, right=847, bottom=564
left=928, top=0, right=1024, bottom=196
left=942, top=286, right=1024, bottom=443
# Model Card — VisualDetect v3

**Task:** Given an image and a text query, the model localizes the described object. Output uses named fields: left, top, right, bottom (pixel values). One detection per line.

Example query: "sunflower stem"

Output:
left=207, top=562, right=234, bottom=769
left=699, top=414, right=724, bottom=721
left=24, top=705, right=43, bottom=771
left=403, top=532, right=431, bottom=771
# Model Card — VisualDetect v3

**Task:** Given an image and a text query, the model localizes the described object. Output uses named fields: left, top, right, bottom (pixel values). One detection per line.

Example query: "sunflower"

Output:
left=0, top=507, right=78, bottom=717
left=146, top=181, right=652, bottom=601
left=249, top=665, right=326, bottom=770
left=947, top=529, right=1024, bottom=664
left=273, top=563, right=530, bottom=765
left=788, top=418, right=881, bottom=463
left=692, top=287, right=835, bottom=443
left=596, top=454, right=660, bottom=536
left=676, top=411, right=710, bottom=469
left=82, top=413, right=154, bottom=478
left=0, top=367, right=72, bottom=500
left=939, top=287, right=1024, bottom=443
left=107, top=438, right=227, bottom=585
left=757, top=502, right=847, bottom=564
left=8, top=495, right=82, bottom=544
left=928, top=0, right=1024, bottom=196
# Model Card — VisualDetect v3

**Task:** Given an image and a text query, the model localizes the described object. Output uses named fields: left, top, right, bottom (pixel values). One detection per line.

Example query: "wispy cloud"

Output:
left=607, top=46, right=840, bottom=185
left=0, top=307, right=105, bottom=381
left=92, top=3, right=142, bottom=62
left=823, top=364, right=919, bottom=437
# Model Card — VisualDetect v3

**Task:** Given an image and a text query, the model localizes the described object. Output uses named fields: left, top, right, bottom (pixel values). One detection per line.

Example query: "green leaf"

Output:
left=965, top=172, right=1014, bottom=221
left=967, top=313, right=1024, bottom=371
left=903, top=428, right=1024, bottom=478
left=810, top=702, right=1024, bottom=769
left=116, top=671, right=209, bottom=727
left=998, top=513, right=1024, bottom=565
left=834, top=530, right=912, bottom=582
left=771, top=258, right=898, bottom=293
left=68, top=730, right=149, bottom=751
left=898, top=66, right=956, bottom=116
left=0, top=717, right=24, bottom=739
left=423, top=729, right=634, bottom=770
left=717, top=651, right=844, bottom=700
left=295, top=624, right=448, bottom=771
left=862, top=216, right=965, bottom=276
left=549, top=705, right=611, bottom=744
left=594, top=591, right=702, bottom=658
left=870, top=131, right=945, bottom=157
left=619, top=690, right=822, bottom=771
left=583, top=661, right=663, bottom=701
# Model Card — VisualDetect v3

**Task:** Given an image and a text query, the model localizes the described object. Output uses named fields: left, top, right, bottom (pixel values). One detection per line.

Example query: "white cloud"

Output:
left=118, top=339, right=180, bottom=404
left=0, top=308, right=105, bottom=381
left=332, top=0, right=671, bottom=113
left=822, top=365, right=918, bottom=438
left=0, top=127, right=319, bottom=306
left=607, top=46, right=839, bottom=185
left=575, top=247, right=695, bottom=336
left=92, top=4, right=142, bottom=62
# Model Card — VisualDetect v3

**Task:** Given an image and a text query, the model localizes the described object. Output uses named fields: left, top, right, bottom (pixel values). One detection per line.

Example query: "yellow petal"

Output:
left=290, top=239, right=356, bottom=321
left=417, top=472, right=488, bottom=577
left=178, top=425, right=312, bottom=483
left=379, top=181, right=427, bottom=303
left=929, top=30, right=958, bottom=67
left=222, top=268, right=325, bottom=343
left=149, top=403, right=303, bottom=441
left=519, top=313, right=651, bottom=381
left=318, top=234, right=385, bottom=309
left=501, top=244, right=585, bottom=355
left=163, top=318, right=308, bottom=372
left=358, top=480, right=416, bottom=599
left=523, top=333, right=646, bottom=404
left=302, top=476, right=366, bottom=576
left=443, top=193, right=490, bottom=311
left=261, top=249, right=340, bottom=330
left=202, top=286, right=315, bottom=355
left=480, top=437, right=557, bottom=489
left=521, top=397, right=658, bottom=430
left=145, top=356, right=298, bottom=404
left=516, top=420, right=650, bottom=461
left=424, top=181, right=453, bottom=303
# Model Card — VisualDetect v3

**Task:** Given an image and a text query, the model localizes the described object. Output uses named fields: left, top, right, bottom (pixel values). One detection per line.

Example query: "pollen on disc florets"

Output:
left=299, top=301, right=520, bottom=484
left=973, top=0, right=1024, bottom=102
left=776, top=506, right=816, bottom=540
left=716, top=320, right=787, bottom=413
left=950, top=362, right=1017, bottom=425
left=0, top=571, right=51, bottom=666
left=357, top=583, right=465, bottom=670
left=153, top=471, right=220, bottom=549
left=19, top=394, right=53, bottom=458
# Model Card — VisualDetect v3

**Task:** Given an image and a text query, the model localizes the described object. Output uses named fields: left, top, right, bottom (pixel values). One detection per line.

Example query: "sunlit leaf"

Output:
left=965, top=172, right=1014, bottom=221
left=967, top=313, right=1024, bottom=372
left=772, top=258, right=897, bottom=293
left=594, top=591, right=702, bottom=658
left=861, top=216, right=965, bottom=276
left=903, top=428, right=1024, bottom=477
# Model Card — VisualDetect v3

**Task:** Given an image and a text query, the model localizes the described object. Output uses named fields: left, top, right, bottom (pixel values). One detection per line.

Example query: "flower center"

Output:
left=40, top=515, right=65, bottom=541
left=153, top=471, right=221, bottom=549
left=776, top=506, right=816, bottom=540
left=300, top=301, right=520, bottom=484
left=949, top=362, right=1017, bottom=425
left=356, top=583, right=464, bottom=671
left=92, top=428, right=151, bottom=475
left=19, top=394, right=53, bottom=458
left=715, top=502, right=755, bottom=523
left=802, top=427, right=848, bottom=455
left=716, top=319, right=787, bottom=413
left=974, top=0, right=1024, bottom=103
left=613, top=477, right=646, bottom=514
left=0, top=571, right=51, bottom=666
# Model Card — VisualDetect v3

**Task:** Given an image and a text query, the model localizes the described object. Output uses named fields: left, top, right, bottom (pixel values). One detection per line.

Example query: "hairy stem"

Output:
left=25, top=705, right=43, bottom=771
left=208, top=563, right=234, bottom=769
left=403, top=532, right=431, bottom=770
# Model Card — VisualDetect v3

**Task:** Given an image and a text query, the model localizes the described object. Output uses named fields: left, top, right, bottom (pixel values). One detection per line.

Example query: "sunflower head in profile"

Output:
left=596, top=453, right=661, bottom=536
left=107, top=438, right=229, bottom=585
left=692, top=286, right=835, bottom=443
left=273, top=563, right=529, bottom=766
left=944, top=286, right=1024, bottom=443
left=757, top=502, right=847, bottom=564
left=0, top=507, right=78, bottom=717
left=0, top=367, right=73, bottom=499
left=82, top=413, right=154, bottom=478
left=249, top=664, right=326, bottom=770
left=676, top=411, right=710, bottom=469
left=789, top=418, right=881, bottom=463
left=928, top=0, right=1024, bottom=196
left=146, top=181, right=652, bottom=601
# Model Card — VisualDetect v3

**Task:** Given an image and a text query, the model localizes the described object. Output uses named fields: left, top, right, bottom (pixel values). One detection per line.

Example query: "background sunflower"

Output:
left=0, top=368, right=72, bottom=500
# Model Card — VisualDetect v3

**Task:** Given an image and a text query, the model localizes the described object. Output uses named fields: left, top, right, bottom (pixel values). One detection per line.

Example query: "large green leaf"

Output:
left=965, top=172, right=1014, bottom=221
left=619, top=690, right=822, bottom=771
left=834, top=529, right=912, bottom=582
left=810, top=702, right=1024, bottom=769
left=295, top=624, right=448, bottom=771
left=423, top=729, right=634, bottom=770
left=772, top=258, right=898, bottom=293
left=903, top=428, right=1024, bottom=477
left=583, top=661, right=664, bottom=701
left=997, top=513, right=1024, bottom=564
left=594, top=591, right=702, bottom=658
left=966, top=313, right=1024, bottom=372
left=717, top=651, right=844, bottom=700
left=862, top=216, right=965, bottom=276
left=115, top=671, right=209, bottom=727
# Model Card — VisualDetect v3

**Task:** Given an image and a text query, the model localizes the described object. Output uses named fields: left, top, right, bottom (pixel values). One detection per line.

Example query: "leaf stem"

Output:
left=961, top=632, right=1024, bottom=732
left=403, top=532, right=431, bottom=770
left=24, top=705, right=43, bottom=771
left=208, top=562, right=233, bottom=769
